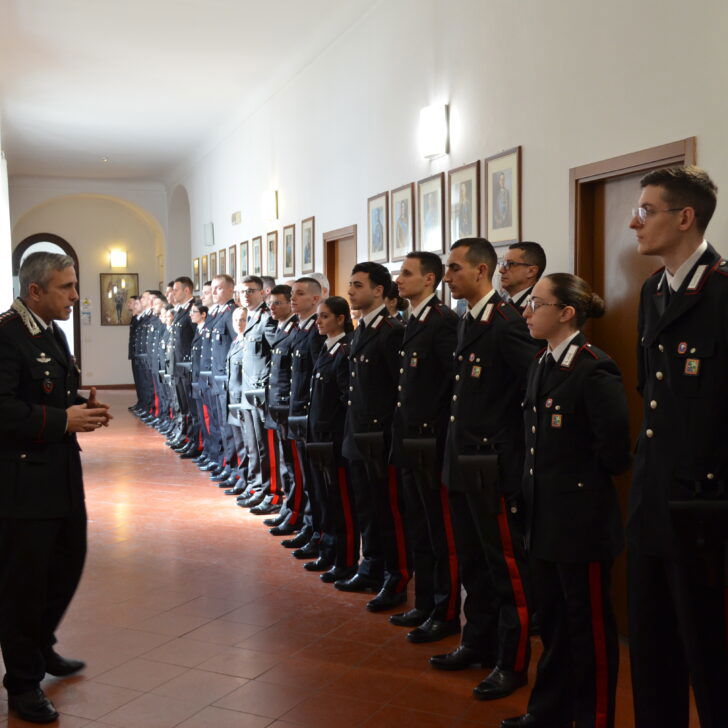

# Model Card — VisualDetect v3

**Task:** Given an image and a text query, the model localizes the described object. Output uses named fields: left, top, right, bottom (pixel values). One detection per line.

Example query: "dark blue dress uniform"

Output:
left=198, top=307, right=219, bottom=462
left=308, top=334, right=358, bottom=570
left=444, top=292, right=538, bottom=673
left=170, top=300, right=195, bottom=439
left=210, top=300, right=238, bottom=467
left=285, top=315, right=326, bottom=536
left=225, top=335, right=247, bottom=486
left=0, top=299, right=88, bottom=695
left=390, top=295, right=461, bottom=624
left=188, top=323, right=206, bottom=452
left=133, top=310, right=154, bottom=414
left=149, top=314, right=167, bottom=421
left=522, top=332, right=630, bottom=728
left=628, top=243, right=728, bottom=728
left=342, top=308, right=410, bottom=592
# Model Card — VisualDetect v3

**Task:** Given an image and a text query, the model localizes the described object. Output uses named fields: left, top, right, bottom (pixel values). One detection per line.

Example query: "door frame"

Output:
left=570, top=137, right=696, bottom=280
left=323, top=224, right=357, bottom=297
left=12, top=233, right=83, bottom=378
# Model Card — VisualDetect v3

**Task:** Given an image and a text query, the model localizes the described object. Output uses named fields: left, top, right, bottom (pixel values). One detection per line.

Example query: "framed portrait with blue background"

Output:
left=367, top=191, right=389, bottom=263
left=485, top=146, right=521, bottom=246
left=283, top=224, right=295, bottom=277
left=301, top=216, right=315, bottom=274
left=390, top=182, right=414, bottom=262
left=448, top=161, right=480, bottom=244
left=417, top=172, right=445, bottom=254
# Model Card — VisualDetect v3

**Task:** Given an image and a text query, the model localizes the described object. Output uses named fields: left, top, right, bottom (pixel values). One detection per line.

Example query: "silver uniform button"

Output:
left=656, top=371, right=663, bottom=380
left=650, top=400, right=657, bottom=409
left=452, top=395, right=457, bottom=401
left=20, top=453, right=27, bottom=459
left=531, top=426, right=536, bottom=433
left=455, top=374, right=460, bottom=381
left=577, top=482, right=584, bottom=488
left=530, top=447, right=535, bottom=455
left=450, top=415, right=455, bottom=422
left=529, top=468, right=534, bottom=475
left=399, top=368, right=404, bottom=374
left=347, top=400, right=352, bottom=406
left=458, top=355, right=463, bottom=361
left=707, top=473, right=715, bottom=480
left=646, top=429, right=654, bottom=438
left=658, top=344, right=664, bottom=352
left=397, top=402, right=401, bottom=407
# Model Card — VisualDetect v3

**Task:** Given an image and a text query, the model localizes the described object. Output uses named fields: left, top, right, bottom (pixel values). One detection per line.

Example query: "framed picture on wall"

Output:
left=201, top=255, right=208, bottom=283
left=282, top=224, right=295, bottom=277
left=192, top=258, right=200, bottom=292
left=218, top=248, right=226, bottom=275
left=252, top=237, right=263, bottom=276
left=266, top=231, right=278, bottom=278
left=301, top=216, right=315, bottom=274
left=229, top=245, right=237, bottom=281
left=209, top=252, right=217, bottom=279
left=240, top=241, right=249, bottom=276
left=367, top=191, right=389, bottom=263
left=390, top=182, right=415, bottom=262
left=449, top=161, right=480, bottom=244
left=485, top=146, right=521, bottom=246
left=99, top=273, right=139, bottom=326
left=417, top=172, right=445, bottom=254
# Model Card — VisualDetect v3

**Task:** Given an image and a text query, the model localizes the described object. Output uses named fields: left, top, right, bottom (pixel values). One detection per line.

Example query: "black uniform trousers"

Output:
left=200, top=376, right=222, bottom=462
left=0, top=511, right=87, bottom=694
left=241, top=407, right=270, bottom=496
left=349, top=460, right=411, bottom=592
left=213, top=383, right=237, bottom=467
left=229, top=421, right=248, bottom=485
left=276, top=437, right=305, bottom=528
left=527, top=558, right=618, bottom=728
left=628, top=544, right=728, bottom=728
left=401, top=468, right=460, bottom=622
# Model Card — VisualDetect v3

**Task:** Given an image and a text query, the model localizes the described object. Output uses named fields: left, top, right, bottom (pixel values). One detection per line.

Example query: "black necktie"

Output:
left=664, top=280, right=674, bottom=306
left=537, top=353, right=555, bottom=395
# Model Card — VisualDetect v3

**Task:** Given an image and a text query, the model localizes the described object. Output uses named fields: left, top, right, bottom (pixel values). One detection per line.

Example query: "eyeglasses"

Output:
left=631, top=206, right=684, bottom=225
left=524, top=297, right=566, bottom=313
left=268, top=300, right=287, bottom=307
left=242, top=288, right=262, bottom=295
left=498, top=259, right=532, bottom=270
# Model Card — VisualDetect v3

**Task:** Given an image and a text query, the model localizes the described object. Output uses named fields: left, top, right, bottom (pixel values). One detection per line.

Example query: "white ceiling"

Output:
left=0, top=0, right=376, bottom=181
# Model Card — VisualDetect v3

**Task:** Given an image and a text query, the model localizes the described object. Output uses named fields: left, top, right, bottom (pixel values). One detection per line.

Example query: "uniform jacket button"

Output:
left=650, top=400, right=657, bottom=409
left=577, top=482, right=584, bottom=488
left=646, top=429, right=654, bottom=438
left=656, top=371, right=663, bottom=380
left=450, top=415, right=455, bottom=422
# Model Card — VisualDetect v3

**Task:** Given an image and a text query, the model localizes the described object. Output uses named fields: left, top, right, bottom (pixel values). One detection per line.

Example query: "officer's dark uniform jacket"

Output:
left=288, top=314, right=325, bottom=421
left=630, top=243, right=728, bottom=555
left=390, top=295, right=458, bottom=468
left=342, top=308, right=404, bottom=461
left=225, top=335, right=245, bottom=425
left=199, top=307, right=216, bottom=376
left=210, top=300, right=237, bottom=378
left=171, top=300, right=195, bottom=364
left=0, top=299, right=86, bottom=518
left=507, top=286, right=533, bottom=316
left=522, top=331, right=630, bottom=563
left=240, top=303, right=276, bottom=410
left=190, top=325, right=204, bottom=384
left=264, top=316, right=298, bottom=428
left=128, top=311, right=139, bottom=360
left=444, top=292, right=540, bottom=495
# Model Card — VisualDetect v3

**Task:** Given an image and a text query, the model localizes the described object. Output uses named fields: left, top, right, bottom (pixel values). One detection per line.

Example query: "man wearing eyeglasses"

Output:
left=497, top=242, right=546, bottom=314
left=628, top=165, right=728, bottom=728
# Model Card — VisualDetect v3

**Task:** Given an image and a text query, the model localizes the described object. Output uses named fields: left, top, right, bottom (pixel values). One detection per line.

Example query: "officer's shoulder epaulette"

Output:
left=0, top=309, right=19, bottom=327
left=535, top=346, right=547, bottom=360
left=495, top=300, right=521, bottom=322
left=713, top=258, right=728, bottom=278
left=578, top=342, right=602, bottom=360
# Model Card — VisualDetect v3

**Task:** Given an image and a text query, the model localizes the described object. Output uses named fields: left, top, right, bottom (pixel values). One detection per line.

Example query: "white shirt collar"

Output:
left=325, top=332, right=346, bottom=350
left=467, top=289, right=496, bottom=320
left=510, top=287, right=532, bottom=307
left=28, top=307, right=51, bottom=330
left=362, top=303, right=386, bottom=328
left=665, top=240, right=708, bottom=292
left=547, top=330, right=581, bottom=363
left=410, top=293, right=436, bottom=320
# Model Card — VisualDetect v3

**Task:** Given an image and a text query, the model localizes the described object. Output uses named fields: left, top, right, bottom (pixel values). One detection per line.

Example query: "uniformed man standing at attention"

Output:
left=627, top=166, right=728, bottom=728
left=439, top=237, right=538, bottom=701
left=497, top=242, right=546, bottom=314
left=0, top=253, right=112, bottom=724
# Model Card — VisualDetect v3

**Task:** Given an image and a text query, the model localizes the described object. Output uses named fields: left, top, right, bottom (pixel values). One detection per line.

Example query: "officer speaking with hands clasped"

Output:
left=627, top=166, right=728, bottom=728
left=0, top=252, right=112, bottom=724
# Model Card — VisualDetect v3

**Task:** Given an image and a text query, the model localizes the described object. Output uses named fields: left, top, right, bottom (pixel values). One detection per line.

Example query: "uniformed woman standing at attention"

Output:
left=305, top=296, right=360, bottom=584
left=501, top=274, right=631, bottom=728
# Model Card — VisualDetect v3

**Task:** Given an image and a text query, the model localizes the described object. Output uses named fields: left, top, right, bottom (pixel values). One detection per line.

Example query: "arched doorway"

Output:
left=12, top=233, right=82, bottom=374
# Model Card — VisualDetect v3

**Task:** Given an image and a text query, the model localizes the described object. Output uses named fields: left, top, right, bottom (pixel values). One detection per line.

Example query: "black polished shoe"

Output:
left=224, top=484, right=246, bottom=496
left=181, top=448, right=203, bottom=460
left=218, top=476, right=240, bottom=489
left=44, top=649, right=86, bottom=677
left=8, top=688, right=59, bottom=723
left=269, top=524, right=298, bottom=536
left=303, top=556, right=333, bottom=572
left=407, top=617, right=461, bottom=644
left=237, top=493, right=265, bottom=508
left=281, top=529, right=313, bottom=549
left=192, top=454, right=208, bottom=464
left=292, top=540, right=319, bottom=559
left=264, top=513, right=286, bottom=527
left=389, top=607, right=429, bottom=627
left=334, top=573, right=382, bottom=593
left=321, top=565, right=357, bottom=583
left=200, top=462, right=221, bottom=473
left=250, top=502, right=281, bottom=516
left=429, top=644, right=493, bottom=671
left=473, top=667, right=527, bottom=701
left=211, top=468, right=231, bottom=482
left=366, top=587, right=407, bottom=613
left=501, top=713, right=572, bottom=728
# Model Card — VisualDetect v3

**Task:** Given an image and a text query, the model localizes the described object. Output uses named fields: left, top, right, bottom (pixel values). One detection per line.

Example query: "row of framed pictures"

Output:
left=367, top=146, right=521, bottom=263
left=192, top=217, right=315, bottom=291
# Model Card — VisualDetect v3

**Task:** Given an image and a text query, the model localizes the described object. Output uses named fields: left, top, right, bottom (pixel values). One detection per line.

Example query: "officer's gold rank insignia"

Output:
left=684, top=358, right=700, bottom=376
left=551, top=414, right=563, bottom=428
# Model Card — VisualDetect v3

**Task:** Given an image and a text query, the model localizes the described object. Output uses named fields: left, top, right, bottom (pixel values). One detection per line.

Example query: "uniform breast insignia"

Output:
left=360, top=354, right=365, bottom=362
left=545, top=398, right=553, bottom=408
left=469, top=353, right=476, bottom=362
left=42, top=377, right=54, bottom=393
left=36, top=353, right=52, bottom=363
left=551, top=414, right=563, bottom=428
left=684, top=358, right=700, bottom=376
left=410, top=356, right=418, bottom=368
left=471, top=365, right=482, bottom=378
left=677, top=342, right=688, bottom=354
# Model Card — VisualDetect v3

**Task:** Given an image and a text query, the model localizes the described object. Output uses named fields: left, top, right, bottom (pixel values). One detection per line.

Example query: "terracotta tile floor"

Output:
left=0, top=390, right=698, bottom=727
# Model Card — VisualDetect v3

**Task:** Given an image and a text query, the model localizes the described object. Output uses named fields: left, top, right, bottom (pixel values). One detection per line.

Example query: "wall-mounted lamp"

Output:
left=109, top=250, right=128, bottom=268
left=262, top=189, right=279, bottom=220
left=419, top=103, right=449, bottom=159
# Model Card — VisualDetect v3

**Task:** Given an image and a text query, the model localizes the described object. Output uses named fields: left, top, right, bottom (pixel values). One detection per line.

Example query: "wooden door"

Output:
left=323, top=225, right=357, bottom=298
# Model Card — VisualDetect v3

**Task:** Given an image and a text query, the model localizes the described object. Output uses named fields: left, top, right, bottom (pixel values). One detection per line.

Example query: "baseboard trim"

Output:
left=80, top=384, right=136, bottom=390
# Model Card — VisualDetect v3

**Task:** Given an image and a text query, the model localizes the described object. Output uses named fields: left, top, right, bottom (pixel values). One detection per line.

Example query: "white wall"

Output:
left=0, top=120, right=12, bottom=300
left=174, top=0, right=728, bottom=279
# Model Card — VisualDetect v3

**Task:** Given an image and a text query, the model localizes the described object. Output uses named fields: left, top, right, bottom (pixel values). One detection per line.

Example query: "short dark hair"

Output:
left=450, top=237, right=497, bottom=279
left=147, top=289, right=163, bottom=299
left=242, top=275, right=264, bottom=290
left=174, top=276, right=194, bottom=290
left=295, top=276, right=322, bottom=295
left=545, top=273, right=605, bottom=328
left=640, top=165, right=718, bottom=233
left=321, top=295, right=354, bottom=334
left=203, top=280, right=212, bottom=288
left=261, top=275, right=276, bottom=290
left=193, top=304, right=208, bottom=316
left=270, top=284, right=292, bottom=301
left=130, top=294, right=140, bottom=301
left=508, top=242, right=546, bottom=279
left=164, top=303, right=174, bottom=311
left=405, top=251, right=444, bottom=288
left=167, top=281, right=175, bottom=288
left=351, top=261, right=391, bottom=293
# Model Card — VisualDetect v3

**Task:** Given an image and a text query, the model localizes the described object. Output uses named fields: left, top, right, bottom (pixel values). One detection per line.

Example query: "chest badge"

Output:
left=470, top=365, right=482, bottom=378
left=36, top=353, right=51, bottom=363
left=677, top=342, right=688, bottom=354
left=684, top=358, right=700, bottom=376
left=410, top=356, right=418, bottom=368
left=544, top=398, right=553, bottom=408
left=468, top=353, right=476, bottom=362
left=42, top=377, right=54, bottom=394
left=551, top=414, right=563, bottom=428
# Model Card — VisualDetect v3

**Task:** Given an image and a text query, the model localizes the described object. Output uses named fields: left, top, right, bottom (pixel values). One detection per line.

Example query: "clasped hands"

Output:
left=66, top=387, right=114, bottom=433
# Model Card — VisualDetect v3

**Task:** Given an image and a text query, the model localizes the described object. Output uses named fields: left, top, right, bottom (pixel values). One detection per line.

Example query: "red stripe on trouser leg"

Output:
left=338, top=466, right=355, bottom=567
left=439, top=484, right=460, bottom=622
left=387, top=466, right=410, bottom=591
left=202, top=404, right=210, bottom=434
left=289, top=443, right=304, bottom=523
left=588, top=562, right=609, bottom=728
left=495, top=496, right=529, bottom=673
left=198, top=430, right=203, bottom=449
left=267, top=429, right=279, bottom=504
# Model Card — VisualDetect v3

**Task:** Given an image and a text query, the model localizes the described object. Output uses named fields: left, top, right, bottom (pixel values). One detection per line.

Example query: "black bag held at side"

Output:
left=402, top=437, right=438, bottom=490
left=457, top=453, right=500, bottom=514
